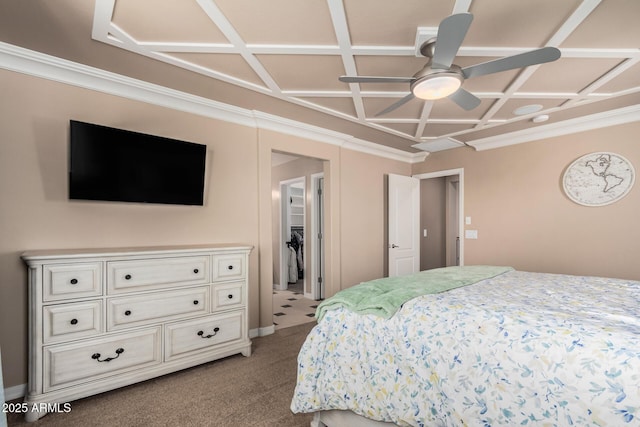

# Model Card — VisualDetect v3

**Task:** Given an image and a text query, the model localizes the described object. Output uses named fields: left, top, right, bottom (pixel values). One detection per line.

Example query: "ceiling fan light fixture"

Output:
left=411, top=73, right=462, bottom=100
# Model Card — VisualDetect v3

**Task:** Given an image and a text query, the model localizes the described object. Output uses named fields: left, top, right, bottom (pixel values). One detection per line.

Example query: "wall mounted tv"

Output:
left=69, top=120, right=207, bottom=206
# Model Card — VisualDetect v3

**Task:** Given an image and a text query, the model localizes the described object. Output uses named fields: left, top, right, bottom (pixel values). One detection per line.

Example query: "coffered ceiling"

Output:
left=1, top=0, right=639, bottom=154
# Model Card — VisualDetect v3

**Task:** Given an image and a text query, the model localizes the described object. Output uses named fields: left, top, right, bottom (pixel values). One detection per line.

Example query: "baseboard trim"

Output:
left=4, top=383, right=26, bottom=401
left=249, top=325, right=275, bottom=338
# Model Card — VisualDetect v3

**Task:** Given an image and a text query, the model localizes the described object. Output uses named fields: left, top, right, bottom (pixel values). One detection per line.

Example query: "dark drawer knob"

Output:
left=124, top=274, right=132, bottom=280
left=193, top=300, right=199, bottom=305
left=91, top=348, right=124, bottom=362
left=197, top=327, right=220, bottom=339
left=70, top=318, right=78, bottom=325
left=124, top=310, right=132, bottom=316
left=227, top=265, right=234, bottom=270
left=193, top=268, right=199, bottom=274
left=70, top=278, right=78, bottom=285
left=227, top=294, right=234, bottom=299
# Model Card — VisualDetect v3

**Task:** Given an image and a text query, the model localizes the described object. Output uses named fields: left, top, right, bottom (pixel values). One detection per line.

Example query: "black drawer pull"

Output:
left=227, top=294, right=234, bottom=299
left=193, top=300, right=199, bottom=305
left=193, top=268, right=199, bottom=274
left=70, top=278, right=78, bottom=285
left=124, top=310, right=132, bottom=316
left=91, top=348, right=124, bottom=362
left=227, top=265, right=234, bottom=270
left=70, top=318, right=78, bottom=325
left=124, top=274, right=132, bottom=280
left=197, top=327, right=220, bottom=339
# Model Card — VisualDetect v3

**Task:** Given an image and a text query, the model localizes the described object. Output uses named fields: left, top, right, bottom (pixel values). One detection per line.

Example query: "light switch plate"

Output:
left=465, top=230, right=478, bottom=239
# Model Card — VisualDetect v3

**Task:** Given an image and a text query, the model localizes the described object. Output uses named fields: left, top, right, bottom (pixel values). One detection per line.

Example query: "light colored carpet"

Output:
left=8, top=322, right=316, bottom=427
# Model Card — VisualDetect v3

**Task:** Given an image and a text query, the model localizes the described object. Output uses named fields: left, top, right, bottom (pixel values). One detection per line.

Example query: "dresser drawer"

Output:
left=164, top=311, right=244, bottom=361
left=43, top=327, right=161, bottom=392
left=107, top=256, right=209, bottom=294
left=211, top=254, right=246, bottom=282
left=212, top=281, right=244, bottom=311
left=43, top=301, right=102, bottom=344
left=107, top=286, right=210, bottom=331
left=43, top=263, right=102, bottom=302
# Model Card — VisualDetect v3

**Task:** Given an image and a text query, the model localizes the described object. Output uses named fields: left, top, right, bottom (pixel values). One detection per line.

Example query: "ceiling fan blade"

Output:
left=431, top=13, right=473, bottom=70
left=375, top=93, right=415, bottom=117
left=448, top=88, right=481, bottom=111
left=339, top=76, right=414, bottom=84
left=462, top=46, right=561, bottom=79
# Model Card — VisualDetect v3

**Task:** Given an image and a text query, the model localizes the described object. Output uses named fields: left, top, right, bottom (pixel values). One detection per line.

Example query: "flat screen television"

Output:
left=69, top=120, right=207, bottom=205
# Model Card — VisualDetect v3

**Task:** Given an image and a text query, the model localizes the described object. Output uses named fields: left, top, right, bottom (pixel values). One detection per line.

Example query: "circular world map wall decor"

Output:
left=562, top=152, right=635, bottom=206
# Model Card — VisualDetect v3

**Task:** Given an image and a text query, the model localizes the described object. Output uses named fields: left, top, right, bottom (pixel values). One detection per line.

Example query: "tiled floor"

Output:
left=272, top=289, right=318, bottom=330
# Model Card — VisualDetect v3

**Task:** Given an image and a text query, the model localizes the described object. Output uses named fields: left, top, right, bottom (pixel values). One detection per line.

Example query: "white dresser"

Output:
left=22, top=244, right=252, bottom=422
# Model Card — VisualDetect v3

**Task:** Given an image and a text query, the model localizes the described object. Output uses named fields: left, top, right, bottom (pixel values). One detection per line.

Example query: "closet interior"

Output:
left=285, top=183, right=304, bottom=291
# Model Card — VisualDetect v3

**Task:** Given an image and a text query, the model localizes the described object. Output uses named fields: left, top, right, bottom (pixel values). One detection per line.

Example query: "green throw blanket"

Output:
left=316, top=265, right=513, bottom=321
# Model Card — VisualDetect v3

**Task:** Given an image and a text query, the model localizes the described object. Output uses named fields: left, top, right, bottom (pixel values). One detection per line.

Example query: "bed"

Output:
left=290, top=266, right=640, bottom=426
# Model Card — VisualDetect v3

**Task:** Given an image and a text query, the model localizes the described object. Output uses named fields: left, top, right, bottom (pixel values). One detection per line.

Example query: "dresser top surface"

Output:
left=22, top=244, right=253, bottom=262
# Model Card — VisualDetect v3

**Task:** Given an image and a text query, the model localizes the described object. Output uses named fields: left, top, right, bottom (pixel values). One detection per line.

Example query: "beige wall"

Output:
left=339, top=150, right=411, bottom=283
left=0, top=69, right=412, bottom=388
left=412, top=122, right=640, bottom=280
left=0, top=70, right=260, bottom=388
left=3, top=65, right=638, bottom=391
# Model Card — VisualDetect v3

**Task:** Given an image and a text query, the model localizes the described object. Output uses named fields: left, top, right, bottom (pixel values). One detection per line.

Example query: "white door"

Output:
left=388, top=174, right=420, bottom=277
left=446, top=177, right=460, bottom=266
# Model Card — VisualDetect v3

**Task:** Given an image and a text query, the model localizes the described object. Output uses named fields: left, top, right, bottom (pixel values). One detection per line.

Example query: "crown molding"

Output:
left=253, top=110, right=428, bottom=163
left=0, top=42, right=257, bottom=128
left=0, top=41, right=425, bottom=164
left=468, top=103, right=640, bottom=151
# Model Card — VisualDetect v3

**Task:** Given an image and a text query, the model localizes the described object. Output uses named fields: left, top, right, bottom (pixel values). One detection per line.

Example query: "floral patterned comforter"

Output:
left=291, top=270, right=640, bottom=426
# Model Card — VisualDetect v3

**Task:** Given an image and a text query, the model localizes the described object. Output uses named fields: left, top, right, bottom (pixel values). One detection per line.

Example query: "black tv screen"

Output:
left=69, top=120, right=206, bottom=205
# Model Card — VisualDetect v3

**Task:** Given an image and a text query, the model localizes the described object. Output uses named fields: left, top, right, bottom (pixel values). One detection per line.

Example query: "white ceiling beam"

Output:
left=92, top=0, right=115, bottom=41
left=141, top=43, right=640, bottom=60
left=473, top=0, right=602, bottom=130
left=196, top=0, right=281, bottom=95
left=453, top=0, right=473, bottom=14
left=559, top=48, right=640, bottom=59
left=562, top=57, right=640, bottom=108
left=510, top=92, right=580, bottom=99
left=326, top=0, right=366, bottom=120
left=416, top=102, right=436, bottom=139
left=282, top=90, right=354, bottom=97
left=136, top=42, right=237, bottom=53
left=547, top=0, right=601, bottom=47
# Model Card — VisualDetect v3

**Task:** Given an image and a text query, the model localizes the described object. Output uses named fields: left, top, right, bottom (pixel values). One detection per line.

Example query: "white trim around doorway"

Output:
left=310, top=172, right=324, bottom=300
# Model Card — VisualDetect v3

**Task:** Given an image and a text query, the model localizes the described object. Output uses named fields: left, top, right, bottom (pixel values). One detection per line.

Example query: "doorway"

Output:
left=271, top=152, right=325, bottom=330
left=414, top=169, right=464, bottom=270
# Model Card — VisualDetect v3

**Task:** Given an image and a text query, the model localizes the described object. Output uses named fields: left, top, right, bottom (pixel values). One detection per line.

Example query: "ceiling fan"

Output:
left=339, top=13, right=561, bottom=116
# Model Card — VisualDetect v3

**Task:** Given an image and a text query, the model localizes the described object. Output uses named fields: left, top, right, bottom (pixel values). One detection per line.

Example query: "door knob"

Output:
left=390, top=244, right=399, bottom=248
